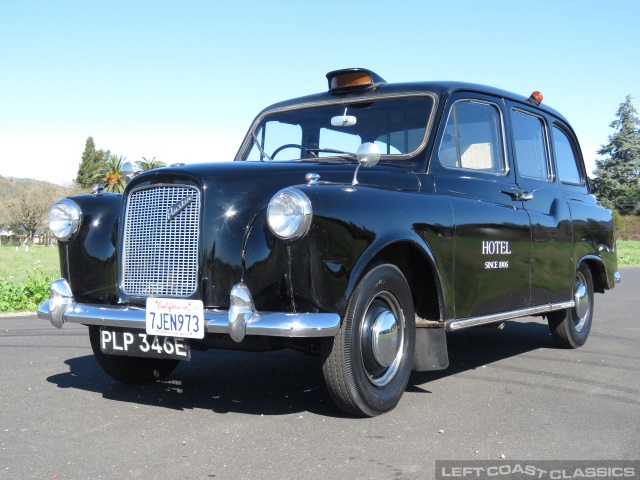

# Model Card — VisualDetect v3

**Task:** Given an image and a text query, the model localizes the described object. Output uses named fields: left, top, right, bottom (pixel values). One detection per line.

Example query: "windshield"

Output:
left=240, top=96, right=434, bottom=161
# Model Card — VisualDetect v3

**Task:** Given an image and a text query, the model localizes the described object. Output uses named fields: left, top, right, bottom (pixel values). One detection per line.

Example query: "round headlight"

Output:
left=267, top=188, right=312, bottom=240
left=49, top=198, right=82, bottom=241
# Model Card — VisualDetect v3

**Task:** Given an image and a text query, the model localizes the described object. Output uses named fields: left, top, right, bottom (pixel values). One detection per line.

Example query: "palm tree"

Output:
left=93, top=155, right=128, bottom=193
left=135, top=156, right=166, bottom=174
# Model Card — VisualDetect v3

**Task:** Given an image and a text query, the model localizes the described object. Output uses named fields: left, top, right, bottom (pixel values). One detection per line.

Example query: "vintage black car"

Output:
left=39, top=69, right=619, bottom=416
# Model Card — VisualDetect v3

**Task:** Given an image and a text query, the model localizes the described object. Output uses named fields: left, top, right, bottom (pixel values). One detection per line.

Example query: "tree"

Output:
left=75, top=136, right=111, bottom=189
left=6, top=185, right=60, bottom=244
left=92, top=155, right=129, bottom=193
left=591, top=95, right=640, bottom=214
left=135, top=156, right=166, bottom=173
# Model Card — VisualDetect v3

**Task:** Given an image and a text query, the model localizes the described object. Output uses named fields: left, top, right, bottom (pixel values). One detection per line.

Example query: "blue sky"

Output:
left=1, top=0, right=639, bottom=185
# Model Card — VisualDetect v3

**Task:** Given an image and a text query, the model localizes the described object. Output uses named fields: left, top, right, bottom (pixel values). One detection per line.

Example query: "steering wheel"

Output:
left=270, top=144, right=311, bottom=160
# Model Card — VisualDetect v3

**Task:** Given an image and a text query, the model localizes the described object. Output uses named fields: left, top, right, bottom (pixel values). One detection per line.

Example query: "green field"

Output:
left=618, top=240, right=640, bottom=267
left=0, top=245, right=60, bottom=284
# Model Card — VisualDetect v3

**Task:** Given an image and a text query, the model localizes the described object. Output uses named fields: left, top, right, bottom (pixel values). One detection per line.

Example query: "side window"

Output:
left=552, top=126, right=583, bottom=185
left=438, top=100, right=505, bottom=173
left=511, top=110, right=550, bottom=180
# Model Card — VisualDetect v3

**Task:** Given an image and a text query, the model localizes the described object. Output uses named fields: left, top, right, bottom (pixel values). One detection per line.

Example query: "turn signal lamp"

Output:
left=326, top=68, right=386, bottom=93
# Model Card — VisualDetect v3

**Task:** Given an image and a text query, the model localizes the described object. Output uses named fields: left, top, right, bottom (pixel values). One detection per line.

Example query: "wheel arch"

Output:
left=578, top=254, right=609, bottom=294
left=347, top=236, right=445, bottom=324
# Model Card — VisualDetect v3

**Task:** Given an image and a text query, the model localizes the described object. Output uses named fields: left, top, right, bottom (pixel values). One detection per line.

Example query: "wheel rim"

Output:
left=573, top=271, right=590, bottom=332
left=360, top=290, right=405, bottom=387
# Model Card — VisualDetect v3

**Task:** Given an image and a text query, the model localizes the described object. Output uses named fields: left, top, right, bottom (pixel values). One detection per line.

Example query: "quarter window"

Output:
left=438, top=100, right=505, bottom=173
left=552, top=126, right=583, bottom=185
left=511, top=110, right=550, bottom=180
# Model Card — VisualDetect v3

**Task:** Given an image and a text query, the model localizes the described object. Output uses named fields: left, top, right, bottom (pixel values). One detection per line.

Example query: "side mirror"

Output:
left=352, top=143, right=380, bottom=185
left=356, top=142, right=380, bottom=168
left=121, top=161, right=135, bottom=184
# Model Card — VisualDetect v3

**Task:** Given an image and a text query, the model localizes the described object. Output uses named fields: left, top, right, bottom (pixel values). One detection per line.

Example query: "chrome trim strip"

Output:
left=446, top=301, right=575, bottom=331
left=38, top=302, right=341, bottom=339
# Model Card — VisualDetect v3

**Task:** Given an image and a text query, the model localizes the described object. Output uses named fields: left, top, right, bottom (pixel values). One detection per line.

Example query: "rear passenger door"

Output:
left=506, top=103, right=574, bottom=304
left=431, top=93, right=532, bottom=319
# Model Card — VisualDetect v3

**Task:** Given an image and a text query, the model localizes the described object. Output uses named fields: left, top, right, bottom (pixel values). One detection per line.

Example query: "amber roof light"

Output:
left=526, top=91, right=544, bottom=106
left=326, top=68, right=386, bottom=93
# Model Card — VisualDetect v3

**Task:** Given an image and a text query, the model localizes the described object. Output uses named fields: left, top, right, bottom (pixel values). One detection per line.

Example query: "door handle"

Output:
left=502, top=188, right=539, bottom=201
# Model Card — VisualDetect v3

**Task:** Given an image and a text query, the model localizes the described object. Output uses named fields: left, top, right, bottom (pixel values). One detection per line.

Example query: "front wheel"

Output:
left=547, top=263, right=594, bottom=348
left=322, top=263, right=415, bottom=417
left=88, top=326, right=180, bottom=384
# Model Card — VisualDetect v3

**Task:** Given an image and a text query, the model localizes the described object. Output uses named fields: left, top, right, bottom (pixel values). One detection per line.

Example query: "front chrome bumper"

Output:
left=37, top=279, right=341, bottom=343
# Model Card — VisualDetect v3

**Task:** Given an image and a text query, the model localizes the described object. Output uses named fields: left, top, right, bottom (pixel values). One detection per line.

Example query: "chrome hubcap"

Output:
left=573, top=271, right=590, bottom=331
left=361, top=291, right=404, bottom=387
left=371, top=311, right=399, bottom=368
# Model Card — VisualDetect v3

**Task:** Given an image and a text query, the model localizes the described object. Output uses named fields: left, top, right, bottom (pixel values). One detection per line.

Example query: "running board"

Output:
left=446, top=301, right=574, bottom=332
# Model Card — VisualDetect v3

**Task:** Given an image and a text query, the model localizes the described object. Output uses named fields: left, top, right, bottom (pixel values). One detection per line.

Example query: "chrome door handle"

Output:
left=502, top=188, right=539, bottom=201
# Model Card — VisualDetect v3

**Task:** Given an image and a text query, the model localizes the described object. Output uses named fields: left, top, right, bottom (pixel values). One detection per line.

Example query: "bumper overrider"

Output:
left=37, top=279, right=341, bottom=343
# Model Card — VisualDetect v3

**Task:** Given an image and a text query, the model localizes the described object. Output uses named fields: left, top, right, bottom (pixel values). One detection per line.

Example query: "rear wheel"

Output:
left=88, top=326, right=180, bottom=383
left=547, top=263, right=594, bottom=348
left=322, top=263, right=415, bottom=417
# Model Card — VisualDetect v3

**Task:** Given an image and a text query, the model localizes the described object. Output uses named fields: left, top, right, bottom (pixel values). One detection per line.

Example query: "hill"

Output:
left=0, top=175, right=81, bottom=225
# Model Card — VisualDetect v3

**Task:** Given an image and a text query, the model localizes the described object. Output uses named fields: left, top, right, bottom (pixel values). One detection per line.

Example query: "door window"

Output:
left=438, top=100, right=506, bottom=173
left=511, top=110, right=551, bottom=180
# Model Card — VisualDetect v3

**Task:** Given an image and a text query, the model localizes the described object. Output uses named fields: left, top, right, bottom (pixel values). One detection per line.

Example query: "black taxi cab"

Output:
left=39, top=69, right=619, bottom=416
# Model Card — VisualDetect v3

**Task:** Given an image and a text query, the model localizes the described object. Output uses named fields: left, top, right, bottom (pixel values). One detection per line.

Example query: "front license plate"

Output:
left=146, top=298, right=205, bottom=339
left=99, top=328, right=191, bottom=361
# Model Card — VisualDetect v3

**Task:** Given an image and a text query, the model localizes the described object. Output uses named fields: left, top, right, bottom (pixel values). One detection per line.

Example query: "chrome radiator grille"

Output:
left=122, top=185, right=200, bottom=297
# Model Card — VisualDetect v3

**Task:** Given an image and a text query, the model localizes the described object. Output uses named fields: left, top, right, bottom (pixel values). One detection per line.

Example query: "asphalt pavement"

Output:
left=1, top=268, right=639, bottom=479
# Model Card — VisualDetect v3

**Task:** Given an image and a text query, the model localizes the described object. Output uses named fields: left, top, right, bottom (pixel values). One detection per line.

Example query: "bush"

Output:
left=0, top=265, right=53, bottom=312
left=617, top=215, right=640, bottom=241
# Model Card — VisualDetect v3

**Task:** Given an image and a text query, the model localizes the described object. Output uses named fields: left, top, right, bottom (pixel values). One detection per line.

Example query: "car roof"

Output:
left=258, top=80, right=570, bottom=124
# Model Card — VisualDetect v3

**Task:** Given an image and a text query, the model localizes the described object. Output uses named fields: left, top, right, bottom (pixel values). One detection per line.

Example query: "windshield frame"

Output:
left=235, top=92, right=438, bottom=163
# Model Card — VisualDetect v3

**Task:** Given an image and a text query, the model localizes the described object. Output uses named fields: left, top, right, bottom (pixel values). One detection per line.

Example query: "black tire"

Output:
left=88, top=326, right=180, bottom=384
left=321, top=263, right=416, bottom=417
left=547, top=263, right=594, bottom=348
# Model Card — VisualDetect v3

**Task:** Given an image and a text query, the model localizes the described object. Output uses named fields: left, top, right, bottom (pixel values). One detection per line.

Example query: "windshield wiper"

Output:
left=307, top=148, right=355, bottom=158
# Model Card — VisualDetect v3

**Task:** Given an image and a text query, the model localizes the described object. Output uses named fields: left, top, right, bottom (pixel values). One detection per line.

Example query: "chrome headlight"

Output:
left=49, top=199, right=82, bottom=241
left=267, top=188, right=312, bottom=240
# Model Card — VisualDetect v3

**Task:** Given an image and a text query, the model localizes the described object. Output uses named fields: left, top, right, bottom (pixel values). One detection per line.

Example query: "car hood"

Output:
left=123, top=161, right=421, bottom=307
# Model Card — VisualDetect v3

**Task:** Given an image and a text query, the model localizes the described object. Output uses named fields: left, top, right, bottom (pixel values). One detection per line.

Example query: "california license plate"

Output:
left=146, top=298, right=205, bottom=339
left=99, top=327, right=191, bottom=361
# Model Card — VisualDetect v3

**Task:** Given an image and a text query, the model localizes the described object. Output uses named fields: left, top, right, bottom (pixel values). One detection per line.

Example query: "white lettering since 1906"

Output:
left=482, top=241, right=511, bottom=269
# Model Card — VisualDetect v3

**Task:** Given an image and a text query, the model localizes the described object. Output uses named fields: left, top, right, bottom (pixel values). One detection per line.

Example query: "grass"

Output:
left=0, top=246, right=60, bottom=312
left=617, top=240, right=640, bottom=267
left=0, top=245, right=60, bottom=283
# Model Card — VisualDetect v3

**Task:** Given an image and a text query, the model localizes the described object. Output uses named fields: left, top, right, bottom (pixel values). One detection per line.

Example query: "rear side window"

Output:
left=438, top=100, right=505, bottom=173
left=552, top=126, right=583, bottom=185
left=511, top=110, right=550, bottom=180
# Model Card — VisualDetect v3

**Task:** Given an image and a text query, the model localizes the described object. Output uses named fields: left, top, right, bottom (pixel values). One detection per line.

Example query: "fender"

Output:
left=57, top=193, right=122, bottom=304
left=282, top=183, right=455, bottom=318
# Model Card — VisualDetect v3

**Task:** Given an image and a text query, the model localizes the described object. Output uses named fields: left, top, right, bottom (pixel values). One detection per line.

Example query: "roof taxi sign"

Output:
left=326, top=68, right=386, bottom=93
